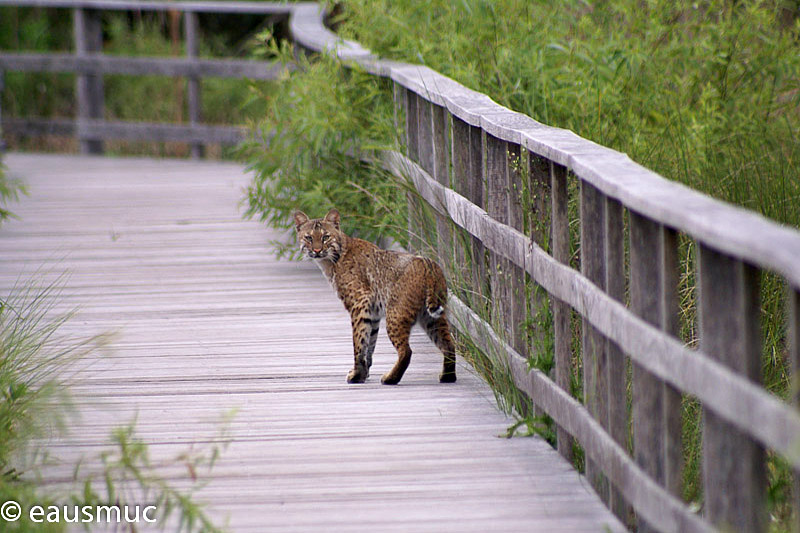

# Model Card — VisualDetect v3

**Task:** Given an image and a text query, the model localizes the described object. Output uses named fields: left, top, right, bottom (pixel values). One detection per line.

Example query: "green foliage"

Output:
left=241, top=35, right=405, bottom=257
left=0, top=162, right=26, bottom=226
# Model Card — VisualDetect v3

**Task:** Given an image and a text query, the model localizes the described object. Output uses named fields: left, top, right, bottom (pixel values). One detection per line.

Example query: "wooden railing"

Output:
left=0, top=0, right=294, bottom=156
left=288, top=5, right=800, bottom=533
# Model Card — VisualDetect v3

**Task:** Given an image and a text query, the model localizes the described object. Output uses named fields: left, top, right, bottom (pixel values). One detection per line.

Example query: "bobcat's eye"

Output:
left=304, top=235, right=312, bottom=243
left=322, top=234, right=330, bottom=242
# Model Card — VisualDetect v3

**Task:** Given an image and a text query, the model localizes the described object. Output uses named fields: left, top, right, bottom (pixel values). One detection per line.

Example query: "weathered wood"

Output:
left=506, top=142, right=526, bottom=356
left=403, top=89, right=422, bottom=253
left=0, top=52, right=286, bottom=80
left=448, top=296, right=711, bottom=533
left=450, top=115, right=471, bottom=301
left=604, top=196, right=629, bottom=523
left=485, top=132, right=510, bottom=338
left=74, top=7, right=104, bottom=154
left=0, top=0, right=294, bottom=14
left=580, top=179, right=609, bottom=502
left=629, top=211, right=667, bottom=532
left=468, top=124, right=486, bottom=311
left=185, top=11, right=203, bottom=159
left=660, top=227, right=683, bottom=499
left=550, top=162, right=573, bottom=463
left=3, top=117, right=245, bottom=144
left=698, top=244, right=766, bottom=532
left=790, top=287, right=800, bottom=533
left=431, top=104, right=452, bottom=265
left=383, top=151, right=800, bottom=469
left=0, top=153, right=626, bottom=533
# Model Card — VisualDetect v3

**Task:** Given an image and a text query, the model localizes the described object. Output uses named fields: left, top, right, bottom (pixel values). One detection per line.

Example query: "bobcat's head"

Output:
left=293, top=209, right=343, bottom=262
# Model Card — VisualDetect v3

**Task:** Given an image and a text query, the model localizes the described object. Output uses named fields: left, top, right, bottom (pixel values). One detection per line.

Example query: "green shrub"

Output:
left=241, top=35, right=404, bottom=256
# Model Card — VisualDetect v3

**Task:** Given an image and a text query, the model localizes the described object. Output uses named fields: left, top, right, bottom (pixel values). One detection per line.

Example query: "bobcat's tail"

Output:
left=422, top=258, right=447, bottom=319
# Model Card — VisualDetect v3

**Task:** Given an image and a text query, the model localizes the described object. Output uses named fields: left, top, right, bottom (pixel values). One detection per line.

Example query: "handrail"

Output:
left=288, top=5, right=800, bottom=533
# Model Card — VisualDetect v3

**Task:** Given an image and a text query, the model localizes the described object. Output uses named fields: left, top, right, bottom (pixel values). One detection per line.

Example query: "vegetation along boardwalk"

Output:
left=0, top=153, right=624, bottom=532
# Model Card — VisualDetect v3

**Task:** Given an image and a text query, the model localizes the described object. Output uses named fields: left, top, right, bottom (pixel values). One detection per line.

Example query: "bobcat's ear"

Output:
left=324, top=208, right=340, bottom=230
left=293, top=211, right=309, bottom=230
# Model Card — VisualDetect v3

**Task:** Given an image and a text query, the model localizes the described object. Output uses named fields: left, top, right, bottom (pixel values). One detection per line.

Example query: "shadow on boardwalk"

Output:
left=0, top=153, right=624, bottom=532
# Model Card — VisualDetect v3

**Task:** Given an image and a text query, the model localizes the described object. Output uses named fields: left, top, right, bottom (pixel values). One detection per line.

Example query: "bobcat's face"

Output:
left=293, top=209, right=343, bottom=262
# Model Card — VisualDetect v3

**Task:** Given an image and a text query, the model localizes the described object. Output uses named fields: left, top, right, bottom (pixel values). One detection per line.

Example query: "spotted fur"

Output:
left=293, top=208, right=457, bottom=385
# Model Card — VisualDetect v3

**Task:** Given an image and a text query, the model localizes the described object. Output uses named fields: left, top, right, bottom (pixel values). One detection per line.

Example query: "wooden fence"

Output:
left=288, top=5, right=800, bottom=533
left=0, top=0, right=292, bottom=156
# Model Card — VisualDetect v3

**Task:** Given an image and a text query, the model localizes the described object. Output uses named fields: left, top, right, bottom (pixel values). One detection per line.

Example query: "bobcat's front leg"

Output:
left=347, top=312, right=375, bottom=384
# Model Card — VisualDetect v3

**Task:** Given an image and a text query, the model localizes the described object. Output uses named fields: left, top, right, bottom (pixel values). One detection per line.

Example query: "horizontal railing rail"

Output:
left=288, top=5, right=800, bottom=533
left=0, top=0, right=295, bottom=156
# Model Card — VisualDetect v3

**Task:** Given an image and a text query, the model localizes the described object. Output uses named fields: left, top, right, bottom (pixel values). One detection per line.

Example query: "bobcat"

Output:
left=293, top=208, right=457, bottom=385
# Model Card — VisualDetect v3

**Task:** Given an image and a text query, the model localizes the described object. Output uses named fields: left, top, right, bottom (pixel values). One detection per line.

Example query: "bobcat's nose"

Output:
left=312, top=248, right=322, bottom=254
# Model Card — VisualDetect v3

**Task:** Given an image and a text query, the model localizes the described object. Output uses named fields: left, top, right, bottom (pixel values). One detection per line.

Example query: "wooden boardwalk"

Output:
left=0, top=153, right=624, bottom=532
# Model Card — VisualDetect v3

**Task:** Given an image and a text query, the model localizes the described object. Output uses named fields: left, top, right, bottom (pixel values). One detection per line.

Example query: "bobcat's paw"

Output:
left=439, top=371, right=457, bottom=383
left=346, top=368, right=367, bottom=384
left=380, top=373, right=401, bottom=385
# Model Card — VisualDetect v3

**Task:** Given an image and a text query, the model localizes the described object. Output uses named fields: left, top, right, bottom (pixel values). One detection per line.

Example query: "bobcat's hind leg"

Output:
left=382, top=310, right=415, bottom=385
left=423, top=314, right=457, bottom=383
left=365, top=320, right=380, bottom=372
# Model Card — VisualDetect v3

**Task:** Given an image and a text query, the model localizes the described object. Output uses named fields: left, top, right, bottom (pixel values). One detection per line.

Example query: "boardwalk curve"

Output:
left=0, top=153, right=623, bottom=532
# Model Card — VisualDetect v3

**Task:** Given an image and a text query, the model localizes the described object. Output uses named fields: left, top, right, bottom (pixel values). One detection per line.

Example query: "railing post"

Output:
left=507, top=142, right=526, bottom=356
left=451, top=116, right=471, bottom=302
left=604, top=197, right=630, bottom=523
left=485, top=133, right=510, bottom=339
left=790, top=286, right=800, bottom=533
left=0, top=68, right=5, bottom=153
left=629, top=212, right=684, bottom=531
left=698, top=244, right=766, bottom=532
left=73, top=7, right=104, bottom=154
left=404, top=89, right=421, bottom=252
left=580, top=179, right=608, bottom=502
left=550, top=162, right=573, bottom=463
left=185, top=10, right=203, bottom=159
left=431, top=104, right=452, bottom=265
left=468, top=124, right=486, bottom=309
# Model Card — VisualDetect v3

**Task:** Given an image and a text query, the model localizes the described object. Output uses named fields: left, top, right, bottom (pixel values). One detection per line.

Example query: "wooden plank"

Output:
left=73, top=7, right=104, bottom=154
left=698, top=244, right=766, bottom=532
left=790, top=287, right=800, bottom=533
left=0, top=52, right=286, bottom=80
left=0, top=0, right=294, bottom=14
left=550, top=162, right=573, bottom=463
left=579, top=179, right=609, bottom=502
left=384, top=150, right=800, bottom=467
left=604, top=196, right=629, bottom=523
left=0, top=152, right=625, bottom=533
